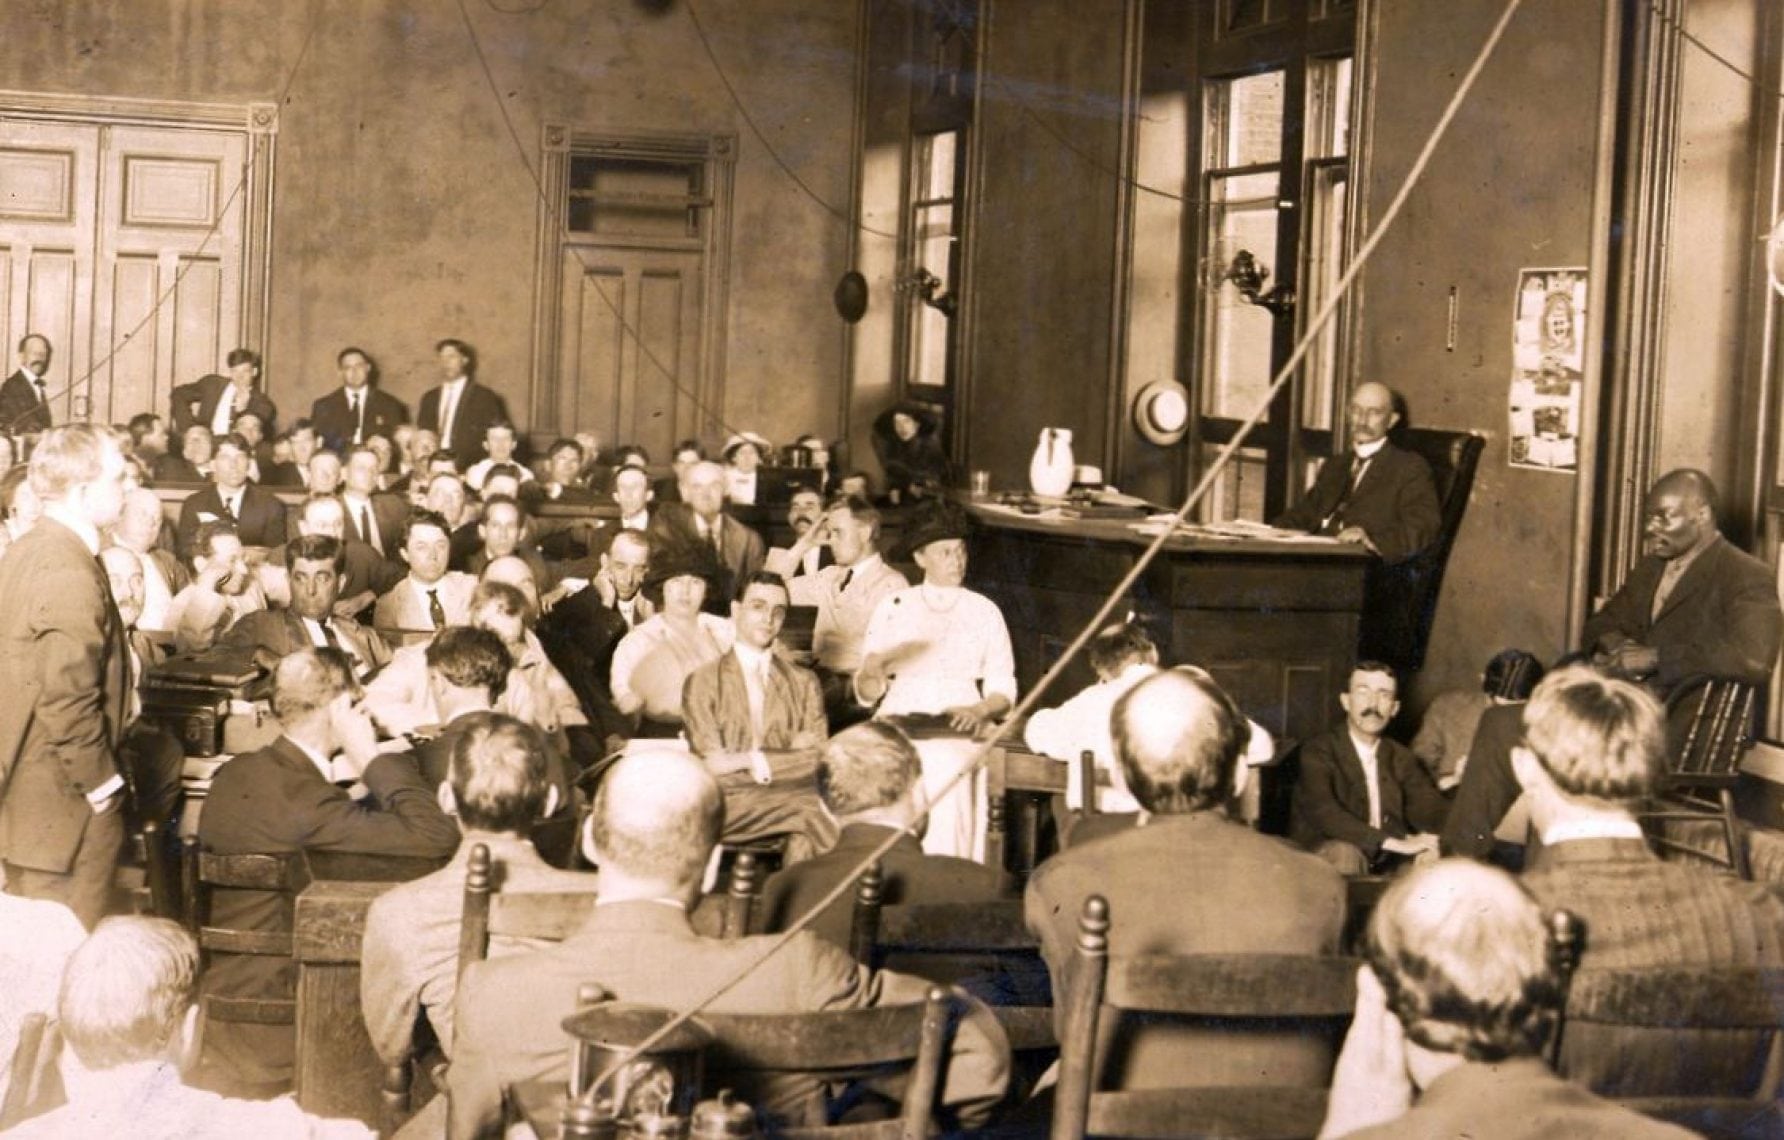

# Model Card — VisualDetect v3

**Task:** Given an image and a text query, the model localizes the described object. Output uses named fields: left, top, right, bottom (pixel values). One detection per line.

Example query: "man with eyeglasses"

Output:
left=1271, top=381, right=1440, bottom=564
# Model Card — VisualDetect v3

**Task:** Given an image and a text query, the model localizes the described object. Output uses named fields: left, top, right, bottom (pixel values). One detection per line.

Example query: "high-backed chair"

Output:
left=849, top=864, right=1055, bottom=1051
left=1642, top=676, right=1756, bottom=879
left=542, top=989, right=956, bottom=1139
left=179, top=838, right=308, bottom=1052
left=1360, top=427, right=1485, bottom=671
left=1051, top=896, right=1359, bottom=1140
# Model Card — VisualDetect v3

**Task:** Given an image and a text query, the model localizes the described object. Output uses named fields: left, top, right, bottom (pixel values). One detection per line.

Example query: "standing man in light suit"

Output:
left=0, top=424, right=132, bottom=927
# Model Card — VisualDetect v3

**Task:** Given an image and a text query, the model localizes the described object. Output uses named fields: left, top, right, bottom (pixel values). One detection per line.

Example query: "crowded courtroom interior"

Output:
left=7, top=1, right=1784, bottom=1137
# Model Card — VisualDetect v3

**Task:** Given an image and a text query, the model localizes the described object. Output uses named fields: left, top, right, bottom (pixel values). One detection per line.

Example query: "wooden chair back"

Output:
left=986, top=745, right=1070, bottom=882
left=1051, top=895, right=1359, bottom=1140
left=1643, top=676, right=1756, bottom=878
left=559, top=988, right=953, bottom=1139
left=0, top=1012, right=50, bottom=1130
left=180, top=837, right=307, bottom=1030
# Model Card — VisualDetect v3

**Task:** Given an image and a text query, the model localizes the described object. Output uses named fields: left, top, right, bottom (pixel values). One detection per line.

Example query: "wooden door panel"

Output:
left=560, top=247, right=700, bottom=461
left=0, top=121, right=99, bottom=423
left=94, top=125, right=244, bottom=425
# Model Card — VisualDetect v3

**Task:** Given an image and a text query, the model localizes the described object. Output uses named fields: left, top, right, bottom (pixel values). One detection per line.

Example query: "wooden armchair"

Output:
left=1642, top=676, right=1756, bottom=879
left=848, top=864, right=1054, bottom=1051
left=179, top=838, right=308, bottom=1053
left=1051, top=896, right=1359, bottom=1140
left=1361, top=427, right=1486, bottom=671
left=548, top=988, right=956, bottom=1139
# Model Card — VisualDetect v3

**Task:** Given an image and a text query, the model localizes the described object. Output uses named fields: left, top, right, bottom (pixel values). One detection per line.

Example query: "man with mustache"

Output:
left=1291, top=662, right=1447, bottom=875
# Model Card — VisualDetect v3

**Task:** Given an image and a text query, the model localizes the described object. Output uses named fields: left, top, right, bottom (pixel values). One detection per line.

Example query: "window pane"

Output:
left=1300, top=163, right=1348, bottom=431
left=917, top=129, right=958, bottom=201
left=1306, top=57, right=1353, bottom=160
left=1207, top=70, right=1284, bottom=169
left=1198, top=443, right=1269, bottom=522
left=1203, top=171, right=1280, bottom=419
left=1124, top=89, right=1191, bottom=402
left=567, top=156, right=702, bottom=239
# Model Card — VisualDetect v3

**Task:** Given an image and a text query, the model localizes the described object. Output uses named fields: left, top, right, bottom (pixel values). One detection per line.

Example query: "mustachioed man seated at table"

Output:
left=855, top=500, right=1015, bottom=861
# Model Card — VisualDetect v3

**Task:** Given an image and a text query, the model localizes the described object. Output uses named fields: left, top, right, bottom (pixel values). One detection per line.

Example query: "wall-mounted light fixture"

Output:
left=895, top=267, right=956, bottom=318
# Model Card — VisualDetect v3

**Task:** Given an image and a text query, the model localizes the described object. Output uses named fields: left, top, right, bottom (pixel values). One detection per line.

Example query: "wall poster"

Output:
left=1507, top=267, right=1585, bottom=473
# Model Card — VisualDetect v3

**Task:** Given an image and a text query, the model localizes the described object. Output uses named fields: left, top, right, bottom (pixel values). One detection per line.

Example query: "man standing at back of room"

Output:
left=0, top=424, right=132, bottom=927
left=311, top=346, right=409, bottom=454
left=1272, top=382, right=1440, bottom=563
left=0, top=333, right=54, bottom=437
left=418, top=338, right=508, bottom=464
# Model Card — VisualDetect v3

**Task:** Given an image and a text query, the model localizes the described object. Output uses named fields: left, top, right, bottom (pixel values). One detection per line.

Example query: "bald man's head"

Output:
left=1346, top=382, right=1400, bottom=446
left=480, top=554, right=540, bottom=612
left=587, top=751, right=724, bottom=897
left=1111, top=667, right=1250, bottom=815
left=1643, top=467, right=1719, bottom=560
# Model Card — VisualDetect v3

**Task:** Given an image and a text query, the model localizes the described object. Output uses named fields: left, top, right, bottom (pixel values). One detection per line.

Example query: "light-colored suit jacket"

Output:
left=447, top=899, right=1009, bottom=1137
left=372, top=572, right=477, bottom=635
left=789, top=554, right=907, bottom=673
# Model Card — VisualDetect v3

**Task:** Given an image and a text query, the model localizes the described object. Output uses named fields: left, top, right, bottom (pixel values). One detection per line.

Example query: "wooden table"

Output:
left=967, top=506, right=1371, bottom=745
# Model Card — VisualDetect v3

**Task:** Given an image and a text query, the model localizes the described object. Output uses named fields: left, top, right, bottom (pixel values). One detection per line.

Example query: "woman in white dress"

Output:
left=610, top=540, right=733, bottom=737
left=856, top=502, right=1015, bottom=860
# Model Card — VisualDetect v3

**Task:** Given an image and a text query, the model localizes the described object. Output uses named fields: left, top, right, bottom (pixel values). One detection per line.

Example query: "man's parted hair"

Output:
left=733, top=569, right=788, bottom=605
left=286, top=533, right=345, bottom=573
left=58, top=916, right=198, bottom=1069
left=591, top=753, right=724, bottom=890
left=435, top=337, right=475, bottom=368
left=826, top=493, right=881, bottom=540
left=226, top=347, right=259, bottom=369
left=271, top=647, right=357, bottom=721
left=1521, top=664, right=1665, bottom=804
left=127, top=413, right=163, bottom=447
left=1086, top=619, right=1158, bottom=679
left=29, top=423, right=113, bottom=502
left=193, top=518, right=240, bottom=562
left=817, top=722, right=921, bottom=816
left=448, top=711, right=552, bottom=833
left=1365, top=860, right=1561, bottom=1063
left=1111, top=666, right=1250, bottom=815
left=425, top=624, right=510, bottom=699
left=401, top=507, right=452, bottom=548
left=471, top=576, right=535, bottom=629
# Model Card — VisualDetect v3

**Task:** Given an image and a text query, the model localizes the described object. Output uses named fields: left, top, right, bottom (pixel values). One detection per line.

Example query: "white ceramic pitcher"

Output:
left=1029, top=427, right=1075, bottom=498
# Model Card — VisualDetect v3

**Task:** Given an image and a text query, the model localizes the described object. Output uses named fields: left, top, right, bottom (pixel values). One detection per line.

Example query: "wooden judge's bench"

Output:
left=961, top=504, right=1370, bottom=747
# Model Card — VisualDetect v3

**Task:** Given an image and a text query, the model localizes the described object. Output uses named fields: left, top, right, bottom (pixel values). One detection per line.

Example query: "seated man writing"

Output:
left=1291, top=662, right=1448, bottom=875
left=1271, top=382, right=1440, bottom=563
left=681, top=570, right=838, bottom=864
left=447, top=749, right=1010, bottom=1136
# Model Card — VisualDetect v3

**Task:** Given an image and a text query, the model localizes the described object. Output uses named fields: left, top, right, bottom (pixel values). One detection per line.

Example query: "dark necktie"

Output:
left=427, top=587, right=447, bottom=629
left=358, top=502, right=375, bottom=551
left=350, top=392, right=363, bottom=442
left=221, top=494, right=238, bottom=522
left=837, top=568, right=853, bottom=594
left=318, top=620, right=341, bottom=650
left=1321, top=453, right=1370, bottom=533
left=33, top=378, right=46, bottom=406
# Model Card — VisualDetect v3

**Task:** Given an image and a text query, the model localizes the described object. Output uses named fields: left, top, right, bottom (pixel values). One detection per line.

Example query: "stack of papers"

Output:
left=1131, top=516, right=1342, bottom=543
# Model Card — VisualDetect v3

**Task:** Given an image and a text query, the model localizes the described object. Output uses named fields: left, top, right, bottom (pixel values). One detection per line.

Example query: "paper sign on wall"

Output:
left=1508, top=267, right=1585, bottom=473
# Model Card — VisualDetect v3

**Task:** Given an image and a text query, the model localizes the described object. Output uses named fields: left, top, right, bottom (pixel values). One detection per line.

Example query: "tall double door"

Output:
left=0, top=118, right=246, bottom=427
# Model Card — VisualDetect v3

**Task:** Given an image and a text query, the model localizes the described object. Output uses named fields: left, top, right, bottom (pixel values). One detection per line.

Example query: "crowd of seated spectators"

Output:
left=2, top=350, right=1780, bottom=1138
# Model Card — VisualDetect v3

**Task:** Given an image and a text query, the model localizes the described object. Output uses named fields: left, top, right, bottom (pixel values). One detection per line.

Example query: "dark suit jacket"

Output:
left=1439, top=701, right=1524, bottom=858
left=174, top=373, right=278, bottom=435
left=1290, top=723, right=1449, bottom=857
left=0, top=519, right=130, bottom=874
left=1027, top=811, right=1347, bottom=1091
left=150, top=453, right=205, bottom=485
left=648, top=501, right=766, bottom=603
left=0, top=369, right=51, bottom=434
left=1271, top=441, right=1441, bottom=564
left=196, top=737, right=459, bottom=1088
left=447, top=899, right=1009, bottom=1137
left=417, top=379, right=507, bottom=463
left=174, top=482, right=289, bottom=562
left=761, top=823, right=1003, bottom=949
left=217, top=608, right=390, bottom=678
left=342, top=491, right=411, bottom=558
left=1522, top=836, right=1784, bottom=1101
left=258, top=460, right=303, bottom=487
left=1581, top=535, right=1783, bottom=696
left=310, top=385, right=409, bottom=454
left=535, top=589, right=633, bottom=740
left=1339, top=1057, right=1694, bottom=1140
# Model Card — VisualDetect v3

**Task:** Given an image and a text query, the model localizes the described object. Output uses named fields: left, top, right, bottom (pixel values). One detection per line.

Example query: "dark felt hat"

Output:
left=643, top=537, right=725, bottom=594
left=896, top=499, right=972, bottom=561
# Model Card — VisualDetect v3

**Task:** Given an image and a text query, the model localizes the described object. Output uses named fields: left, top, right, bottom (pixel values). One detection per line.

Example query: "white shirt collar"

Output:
left=42, top=508, right=101, bottom=555
left=1542, top=815, right=1645, bottom=845
left=733, top=641, right=772, bottom=672
left=442, top=376, right=468, bottom=394
left=410, top=575, right=449, bottom=603
left=620, top=510, right=649, bottom=529
left=1348, top=729, right=1381, bottom=761
left=288, top=735, right=335, bottom=782
left=20, top=366, right=42, bottom=383
left=1354, top=437, right=1388, bottom=459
